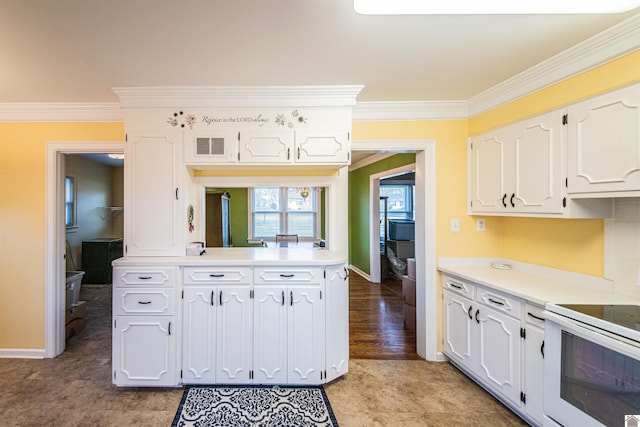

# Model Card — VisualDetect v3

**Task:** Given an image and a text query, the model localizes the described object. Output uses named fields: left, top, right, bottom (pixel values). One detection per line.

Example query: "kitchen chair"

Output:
left=275, top=234, right=299, bottom=243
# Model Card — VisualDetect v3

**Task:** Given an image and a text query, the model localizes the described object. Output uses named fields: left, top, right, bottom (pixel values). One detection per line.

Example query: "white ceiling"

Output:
left=0, top=0, right=638, bottom=104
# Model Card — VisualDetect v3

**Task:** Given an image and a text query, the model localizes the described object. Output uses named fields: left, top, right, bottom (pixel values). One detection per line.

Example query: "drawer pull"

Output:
left=488, top=298, right=504, bottom=306
left=209, top=274, right=225, bottom=278
left=527, top=312, right=545, bottom=322
left=449, top=282, right=463, bottom=290
left=138, top=276, right=152, bottom=280
left=280, top=274, right=295, bottom=278
left=138, top=301, right=152, bottom=305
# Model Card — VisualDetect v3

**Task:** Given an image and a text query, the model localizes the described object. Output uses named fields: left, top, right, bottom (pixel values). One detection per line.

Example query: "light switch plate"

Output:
left=450, top=218, right=460, bottom=232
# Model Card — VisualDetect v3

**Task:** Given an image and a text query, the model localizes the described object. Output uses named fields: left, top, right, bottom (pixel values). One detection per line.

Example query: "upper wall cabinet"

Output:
left=567, top=83, right=640, bottom=197
left=470, top=110, right=565, bottom=215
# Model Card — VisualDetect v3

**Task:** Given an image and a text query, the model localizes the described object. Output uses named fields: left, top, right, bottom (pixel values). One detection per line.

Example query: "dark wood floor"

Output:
left=349, top=271, right=421, bottom=360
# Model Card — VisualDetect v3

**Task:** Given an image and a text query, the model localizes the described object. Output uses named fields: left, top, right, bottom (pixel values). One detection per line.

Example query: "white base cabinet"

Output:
left=442, top=274, right=543, bottom=426
left=325, top=265, right=349, bottom=382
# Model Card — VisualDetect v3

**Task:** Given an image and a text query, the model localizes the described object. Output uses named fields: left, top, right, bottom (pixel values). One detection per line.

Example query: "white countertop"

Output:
left=113, top=247, right=347, bottom=267
left=438, top=257, right=639, bottom=306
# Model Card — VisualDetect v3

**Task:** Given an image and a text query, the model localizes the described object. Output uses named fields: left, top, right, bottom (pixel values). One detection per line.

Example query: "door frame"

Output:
left=352, top=140, right=438, bottom=361
left=45, top=141, right=124, bottom=357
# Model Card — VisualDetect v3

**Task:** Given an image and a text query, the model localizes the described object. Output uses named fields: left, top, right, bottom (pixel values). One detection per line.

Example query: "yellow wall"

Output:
left=468, top=50, right=640, bottom=277
left=0, top=123, right=124, bottom=349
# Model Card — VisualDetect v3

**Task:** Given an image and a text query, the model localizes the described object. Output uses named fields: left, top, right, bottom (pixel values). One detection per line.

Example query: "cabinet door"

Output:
left=182, top=287, right=216, bottom=384
left=288, top=286, right=325, bottom=385
left=216, top=287, right=252, bottom=383
left=568, top=83, right=640, bottom=195
left=325, top=265, right=349, bottom=383
left=238, top=130, right=294, bottom=164
left=476, top=306, right=521, bottom=406
left=442, top=290, right=475, bottom=370
left=511, top=111, right=564, bottom=214
left=113, top=315, right=177, bottom=386
left=295, top=130, right=350, bottom=164
left=523, top=323, right=545, bottom=425
left=470, top=132, right=509, bottom=212
left=253, top=287, right=288, bottom=384
left=125, top=130, right=182, bottom=256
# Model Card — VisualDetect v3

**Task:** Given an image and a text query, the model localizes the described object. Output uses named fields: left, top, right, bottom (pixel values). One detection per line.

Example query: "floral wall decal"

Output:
left=167, top=111, right=197, bottom=129
left=276, top=110, right=308, bottom=128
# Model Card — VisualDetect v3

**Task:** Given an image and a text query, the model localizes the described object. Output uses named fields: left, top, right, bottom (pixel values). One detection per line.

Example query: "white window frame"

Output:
left=249, top=187, right=321, bottom=241
left=65, top=175, right=78, bottom=232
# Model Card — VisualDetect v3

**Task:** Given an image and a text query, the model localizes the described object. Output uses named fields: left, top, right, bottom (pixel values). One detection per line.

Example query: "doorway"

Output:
left=45, top=141, right=124, bottom=357
left=352, top=140, right=437, bottom=361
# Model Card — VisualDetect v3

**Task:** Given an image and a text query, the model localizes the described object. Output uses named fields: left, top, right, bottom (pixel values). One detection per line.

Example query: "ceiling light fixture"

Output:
left=354, top=0, right=640, bottom=15
left=108, top=154, right=125, bottom=160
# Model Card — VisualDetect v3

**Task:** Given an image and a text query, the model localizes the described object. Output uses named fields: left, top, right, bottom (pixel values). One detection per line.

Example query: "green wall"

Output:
left=349, top=153, right=416, bottom=274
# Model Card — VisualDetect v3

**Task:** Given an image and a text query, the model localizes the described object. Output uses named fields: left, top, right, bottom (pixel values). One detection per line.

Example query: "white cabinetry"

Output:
left=325, top=264, right=349, bottom=382
left=253, top=267, right=325, bottom=384
left=522, top=304, right=546, bottom=425
left=442, top=277, right=475, bottom=368
left=182, top=266, right=252, bottom=384
left=112, top=266, right=179, bottom=387
left=567, top=83, right=640, bottom=197
left=238, top=130, right=350, bottom=165
left=470, top=111, right=565, bottom=215
left=125, top=130, right=183, bottom=256
left=183, top=129, right=239, bottom=164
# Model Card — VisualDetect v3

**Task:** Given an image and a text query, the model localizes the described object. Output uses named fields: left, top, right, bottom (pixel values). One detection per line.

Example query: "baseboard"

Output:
left=0, top=348, right=46, bottom=359
left=435, top=352, right=449, bottom=362
left=348, top=265, right=371, bottom=281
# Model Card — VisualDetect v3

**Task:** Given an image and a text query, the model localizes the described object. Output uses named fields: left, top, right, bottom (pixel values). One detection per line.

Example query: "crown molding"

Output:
left=0, top=103, right=123, bottom=122
left=353, top=100, right=468, bottom=121
left=112, top=85, right=365, bottom=109
left=468, top=11, right=640, bottom=117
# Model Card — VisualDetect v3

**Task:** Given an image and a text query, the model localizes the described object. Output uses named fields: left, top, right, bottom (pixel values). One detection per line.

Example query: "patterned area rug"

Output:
left=171, top=385, right=339, bottom=426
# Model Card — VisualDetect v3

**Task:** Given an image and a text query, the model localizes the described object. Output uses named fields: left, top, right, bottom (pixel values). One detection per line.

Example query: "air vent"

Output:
left=196, top=137, right=225, bottom=156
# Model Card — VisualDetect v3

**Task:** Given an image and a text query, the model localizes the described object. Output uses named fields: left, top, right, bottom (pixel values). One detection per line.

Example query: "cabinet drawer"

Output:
left=475, top=286, right=522, bottom=319
left=184, top=266, right=251, bottom=285
left=524, top=303, right=545, bottom=328
left=113, top=266, right=176, bottom=287
left=254, top=267, right=324, bottom=284
left=114, top=288, right=175, bottom=315
left=442, top=275, right=475, bottom=299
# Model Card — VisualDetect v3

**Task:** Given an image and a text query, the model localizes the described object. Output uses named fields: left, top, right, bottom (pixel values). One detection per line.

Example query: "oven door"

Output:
left=544, top=311, right=640, bottom=427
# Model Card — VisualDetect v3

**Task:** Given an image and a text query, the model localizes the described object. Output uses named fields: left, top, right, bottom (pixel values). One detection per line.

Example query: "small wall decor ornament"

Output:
left=167, top=111, right=197, bottom=129
left=187, top=205, right=194, bottom=233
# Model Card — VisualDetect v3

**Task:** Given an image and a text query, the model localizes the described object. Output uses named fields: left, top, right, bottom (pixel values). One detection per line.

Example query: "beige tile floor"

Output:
left=0, top=285, right=528, bottom=426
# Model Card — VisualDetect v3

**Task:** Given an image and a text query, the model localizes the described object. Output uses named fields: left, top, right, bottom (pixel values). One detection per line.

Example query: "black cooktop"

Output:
left=559, top=304, right=640, bottom=331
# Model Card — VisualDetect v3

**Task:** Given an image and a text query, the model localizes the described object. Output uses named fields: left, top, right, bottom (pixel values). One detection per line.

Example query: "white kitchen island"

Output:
left=112, top=248, right=349, bottom=387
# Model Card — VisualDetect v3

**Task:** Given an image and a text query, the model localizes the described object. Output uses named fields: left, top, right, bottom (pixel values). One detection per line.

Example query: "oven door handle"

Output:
left=544, top=310, right=640, bottom=357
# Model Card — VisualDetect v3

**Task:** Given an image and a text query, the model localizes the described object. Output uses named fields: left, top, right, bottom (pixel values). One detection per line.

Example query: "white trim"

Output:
left=45, top=141, right=124, bottom=358
left=349, top=153, right=394, bottom=171
left=353, top=101, right=468, bottom=121
left=468, top=12, right=640, bottom=117
left=0, top=349, right=46, bottom=359
left=352, top=139, right=437, bottom=361
left=368, top=162, right=416, bottom=283
left=349, top=264, right=372, bottom=282
left=0, top=103, right=122, bottom=122
left=113, top=85, right=365, bottom=109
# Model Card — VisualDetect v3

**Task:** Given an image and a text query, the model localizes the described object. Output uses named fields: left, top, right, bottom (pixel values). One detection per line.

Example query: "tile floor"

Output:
left=0, top=284, right=528, bottom=426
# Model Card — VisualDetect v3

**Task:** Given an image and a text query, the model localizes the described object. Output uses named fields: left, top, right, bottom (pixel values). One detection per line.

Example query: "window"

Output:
left=65, top=176, right=77, bottom=229
left=250, top=187, right=320, bottom=240
left=380, top=184, right=414, bottom=240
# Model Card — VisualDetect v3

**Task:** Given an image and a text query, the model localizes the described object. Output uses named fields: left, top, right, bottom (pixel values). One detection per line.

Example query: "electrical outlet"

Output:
left=476, top=218, right=486, bottom=232
left=450, top=218, right=460, bottom=232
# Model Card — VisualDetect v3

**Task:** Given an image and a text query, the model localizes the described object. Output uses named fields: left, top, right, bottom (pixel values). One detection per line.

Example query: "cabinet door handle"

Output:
left=502, top=193, right=507, bottom=208
left=220, top=290, right=223, bottom=306
left=287, top=148, right=290, bottom=160
left=510, top=193, right=515, bottom=208
left=488, top=298, right=504, bottom=306
left=168, top=321, right=172, bottom=335
left=467, top=305, right=473, bottom=319
left=281, top=291, right=285, bottom=306
left=138, top=300, right=152, bottom=305
left=475, top=309, right=480, bottom=324
left=175, top=187, right=179, bottom=200
left=527, top=312, right=545, bottom=322
left=138, top=276, right=152, bottom=280
left=209, top=273, right=225, bottom=278
left=297, top=147, right=300, bottom=159
left=541, top=341, right=545, bottom=358
left=211, top=290, right=215, bottom=306
left=290, top=290, right=293, bottom=306
left=280, top=274, right=295, bottom=278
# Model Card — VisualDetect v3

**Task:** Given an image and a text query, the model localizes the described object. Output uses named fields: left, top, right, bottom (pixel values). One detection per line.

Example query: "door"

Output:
left=325, top=265, right=349, bottom=382
left=253, top=287, right=288, bottom=384
left=216, top=287, right=252, bottom=383
left=238, top=130, right=293, bottom=163
left=523, top=323, right=545, bottom=424
left=182, top=287, right=216, bottom=383
left=470, top=132, right=508, bottom=212
left=442, top=290, right=475, bottom=370
left=295, top=130, right=350, bottom=164
left=288, top=286, right=325, bottom=384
